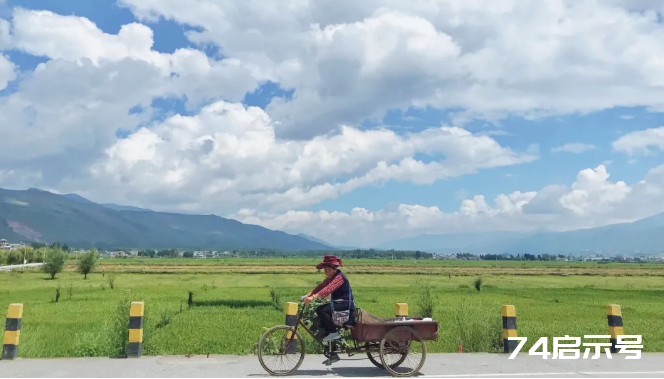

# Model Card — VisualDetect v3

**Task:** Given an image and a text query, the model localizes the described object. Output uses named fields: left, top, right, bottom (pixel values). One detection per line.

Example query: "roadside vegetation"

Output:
left=1, top=258, right=663, bottom=358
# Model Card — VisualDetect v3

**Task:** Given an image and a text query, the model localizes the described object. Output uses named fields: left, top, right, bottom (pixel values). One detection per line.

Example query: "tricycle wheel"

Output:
left=257, top=325, right=306, bottom=376
left=366, top=344, right=407, bottom=370
left=379, top=326, right=427, bottom=377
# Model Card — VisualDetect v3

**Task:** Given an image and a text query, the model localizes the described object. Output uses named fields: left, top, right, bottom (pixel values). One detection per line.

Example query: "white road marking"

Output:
left=422, top=372, right=664, bottom=378
left=578, top=371, right=664, bottom=375
left=422, top=373, right=576, bottom=377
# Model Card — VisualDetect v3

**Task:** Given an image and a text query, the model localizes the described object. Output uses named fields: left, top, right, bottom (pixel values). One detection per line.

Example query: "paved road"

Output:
left=0, top=263, right=44, bottom=271
left=1, top=353, right=663, bottom=378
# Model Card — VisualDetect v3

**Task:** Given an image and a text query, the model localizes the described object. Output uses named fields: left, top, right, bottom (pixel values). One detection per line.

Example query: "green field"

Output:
left=1, top=259, right=663, bottom=358
left=98, top=257, right=661, bottom=268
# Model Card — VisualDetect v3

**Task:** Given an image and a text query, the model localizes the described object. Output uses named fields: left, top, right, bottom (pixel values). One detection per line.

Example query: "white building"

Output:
left=0, top=239, right=24, bottom=251
left=0, top=238, right=25, bottom=251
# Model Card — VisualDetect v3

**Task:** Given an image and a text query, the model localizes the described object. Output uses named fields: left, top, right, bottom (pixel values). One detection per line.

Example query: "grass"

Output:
left=1, top=261, right=664, bottom=358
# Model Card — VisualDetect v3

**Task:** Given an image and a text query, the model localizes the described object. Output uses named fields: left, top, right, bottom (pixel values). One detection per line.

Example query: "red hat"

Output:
left=316, top=255, right=343, bottom=270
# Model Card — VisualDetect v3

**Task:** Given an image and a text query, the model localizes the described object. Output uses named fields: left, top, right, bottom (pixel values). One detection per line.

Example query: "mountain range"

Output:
left=2, top=187, right=663, bottom=255
left=0, top=188, right=331, bottom=251
left=376, top=212, right=664, bottom=256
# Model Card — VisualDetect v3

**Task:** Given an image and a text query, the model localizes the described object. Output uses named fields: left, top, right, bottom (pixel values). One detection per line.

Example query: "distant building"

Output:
left=0, top=239, right=24, bottom=251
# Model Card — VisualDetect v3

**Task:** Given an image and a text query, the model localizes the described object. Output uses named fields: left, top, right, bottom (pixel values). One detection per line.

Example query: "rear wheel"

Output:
left=379, top=326, right=427, bottom=377
left=257, top=325, right=306, bottom=376
left=367, top=344, right=407, bottom=369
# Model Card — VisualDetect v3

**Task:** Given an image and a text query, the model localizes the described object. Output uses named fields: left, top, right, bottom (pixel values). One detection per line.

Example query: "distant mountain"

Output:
left=100, top=203, right=151, bottom=212
left=377, top=214, right=664, bottom=256
left=64, top=193, right=151, bottom=212
left=297, top=233, right=333, bottom=247
left=62, top=193, right=94, bottom=204
left=376, top=231, right=524, bottom=254
left=295, top=233, right=361, bottom=250
left=0, top=188, right=332, bottom=251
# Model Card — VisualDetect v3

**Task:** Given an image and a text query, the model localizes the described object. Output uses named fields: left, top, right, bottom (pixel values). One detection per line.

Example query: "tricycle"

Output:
left=256, top=300, right=439, bottom=377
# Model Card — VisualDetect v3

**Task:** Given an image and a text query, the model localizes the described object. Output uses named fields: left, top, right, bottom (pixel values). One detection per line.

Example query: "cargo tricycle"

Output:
left=256, top=300, right=439, bottom=377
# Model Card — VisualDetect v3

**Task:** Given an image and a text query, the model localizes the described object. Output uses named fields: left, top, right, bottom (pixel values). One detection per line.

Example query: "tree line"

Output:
left=0, top=241, right=73, bottom=266
left=1, top=245, right=98, bottom=280
left=479, top=253, right=569, bottom=261
left=131, top=248, right=434, bottom=260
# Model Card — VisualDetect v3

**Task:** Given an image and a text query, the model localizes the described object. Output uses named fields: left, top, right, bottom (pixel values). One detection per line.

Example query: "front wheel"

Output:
left=257, top=325, right=306, bottom=376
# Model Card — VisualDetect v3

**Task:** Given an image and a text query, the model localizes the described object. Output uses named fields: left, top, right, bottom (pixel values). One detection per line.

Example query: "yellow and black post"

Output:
left=285, top=302, right=298, bottom=353
left=607, top=304, right=624, bottom=353
left=128, top=301, right=144, bottom=358
left=396, top=303, right=408, bottom=318
left=502, top=305, right=517, bottom=353
left=2, top=303, right=23, bottom=360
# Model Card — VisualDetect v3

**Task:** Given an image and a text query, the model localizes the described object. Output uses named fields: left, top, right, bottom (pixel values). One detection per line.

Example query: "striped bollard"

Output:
left=396, top=303, right=408, bottom=318
left=502, top=305, right=517, bottom=353
left=128, top=302, right=144, bottom=358
left=285, top=302, right=298, bottom=353
left=2, top=304, right=23, bottom=360
left=607, top=304, right=624, bottom=353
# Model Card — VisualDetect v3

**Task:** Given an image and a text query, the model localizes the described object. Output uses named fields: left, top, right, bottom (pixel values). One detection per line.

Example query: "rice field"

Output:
left=78, top=257, right=664, bottom=276
left=1, top=258, right=663, bottom=358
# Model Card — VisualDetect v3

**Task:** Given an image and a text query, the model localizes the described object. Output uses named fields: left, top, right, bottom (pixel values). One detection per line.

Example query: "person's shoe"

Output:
left=323, top=353, right=340, bottom=365
left=323, top=332, right=341, bottom=342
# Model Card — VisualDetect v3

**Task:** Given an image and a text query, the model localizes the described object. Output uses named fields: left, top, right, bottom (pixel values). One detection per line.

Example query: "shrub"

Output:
left=452, top=299, right=502, bottom=352
left=106, top=291, right=132, bottom=358
left=107, top=273, right=117, bottom=289
left=54, top=285, right=61, bottom=303
left=78, top=249, right=98, bottom=279
left=413, top=279, right=435, bottom=318
left=43, top=248, right=66, bottom=279
left=269, top=287, right=282, bottom=311
left=7, top=250, right=21, bottom=265
left=474, top=276, right=484, bottom=292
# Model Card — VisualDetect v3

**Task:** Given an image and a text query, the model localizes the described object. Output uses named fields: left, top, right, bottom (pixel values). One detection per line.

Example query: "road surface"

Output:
left=0, top=263, right=44, bottom=271
left=1, top=353, right=663, bottom=377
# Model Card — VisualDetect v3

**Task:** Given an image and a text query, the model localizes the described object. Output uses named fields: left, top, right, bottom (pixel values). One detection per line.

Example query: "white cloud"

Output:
left=558, top=165, right=631, bottom=215
left=230, top=163, right=664, bottom=247
left=119, top=0, right=664, bottom=137
left=0, top=169, right=42, bottom=190
left=84, top=100, right=536, bottom=212
left=551, top=143, right=597, bottom=154
left=0, top=8, right=263, bottom=175
left=1, top=1, right=664, bottom=246
left=612, top=127, right=664, bottom=155
left=11, top=9, right=167, bottom=68
left=0, top=54, right=15, bottom=90
left=7, top=8, right=264, bottom=103
left=0, top=18, right=10, bottom=49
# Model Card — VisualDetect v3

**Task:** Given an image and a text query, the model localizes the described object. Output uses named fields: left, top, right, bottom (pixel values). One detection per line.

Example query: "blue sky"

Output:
left=315, top=106, right=662, bottom=213
left=2, top=0, right=663, bottom=245
left=3, top=1, right=662, bottom=208
left=8, top=0, right=650, bottom=214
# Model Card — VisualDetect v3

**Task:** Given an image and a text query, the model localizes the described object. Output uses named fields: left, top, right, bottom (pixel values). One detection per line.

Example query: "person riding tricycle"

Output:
left=256, top=255, right=436, bottom=377
left=301, top=255, right=356, bottom=343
